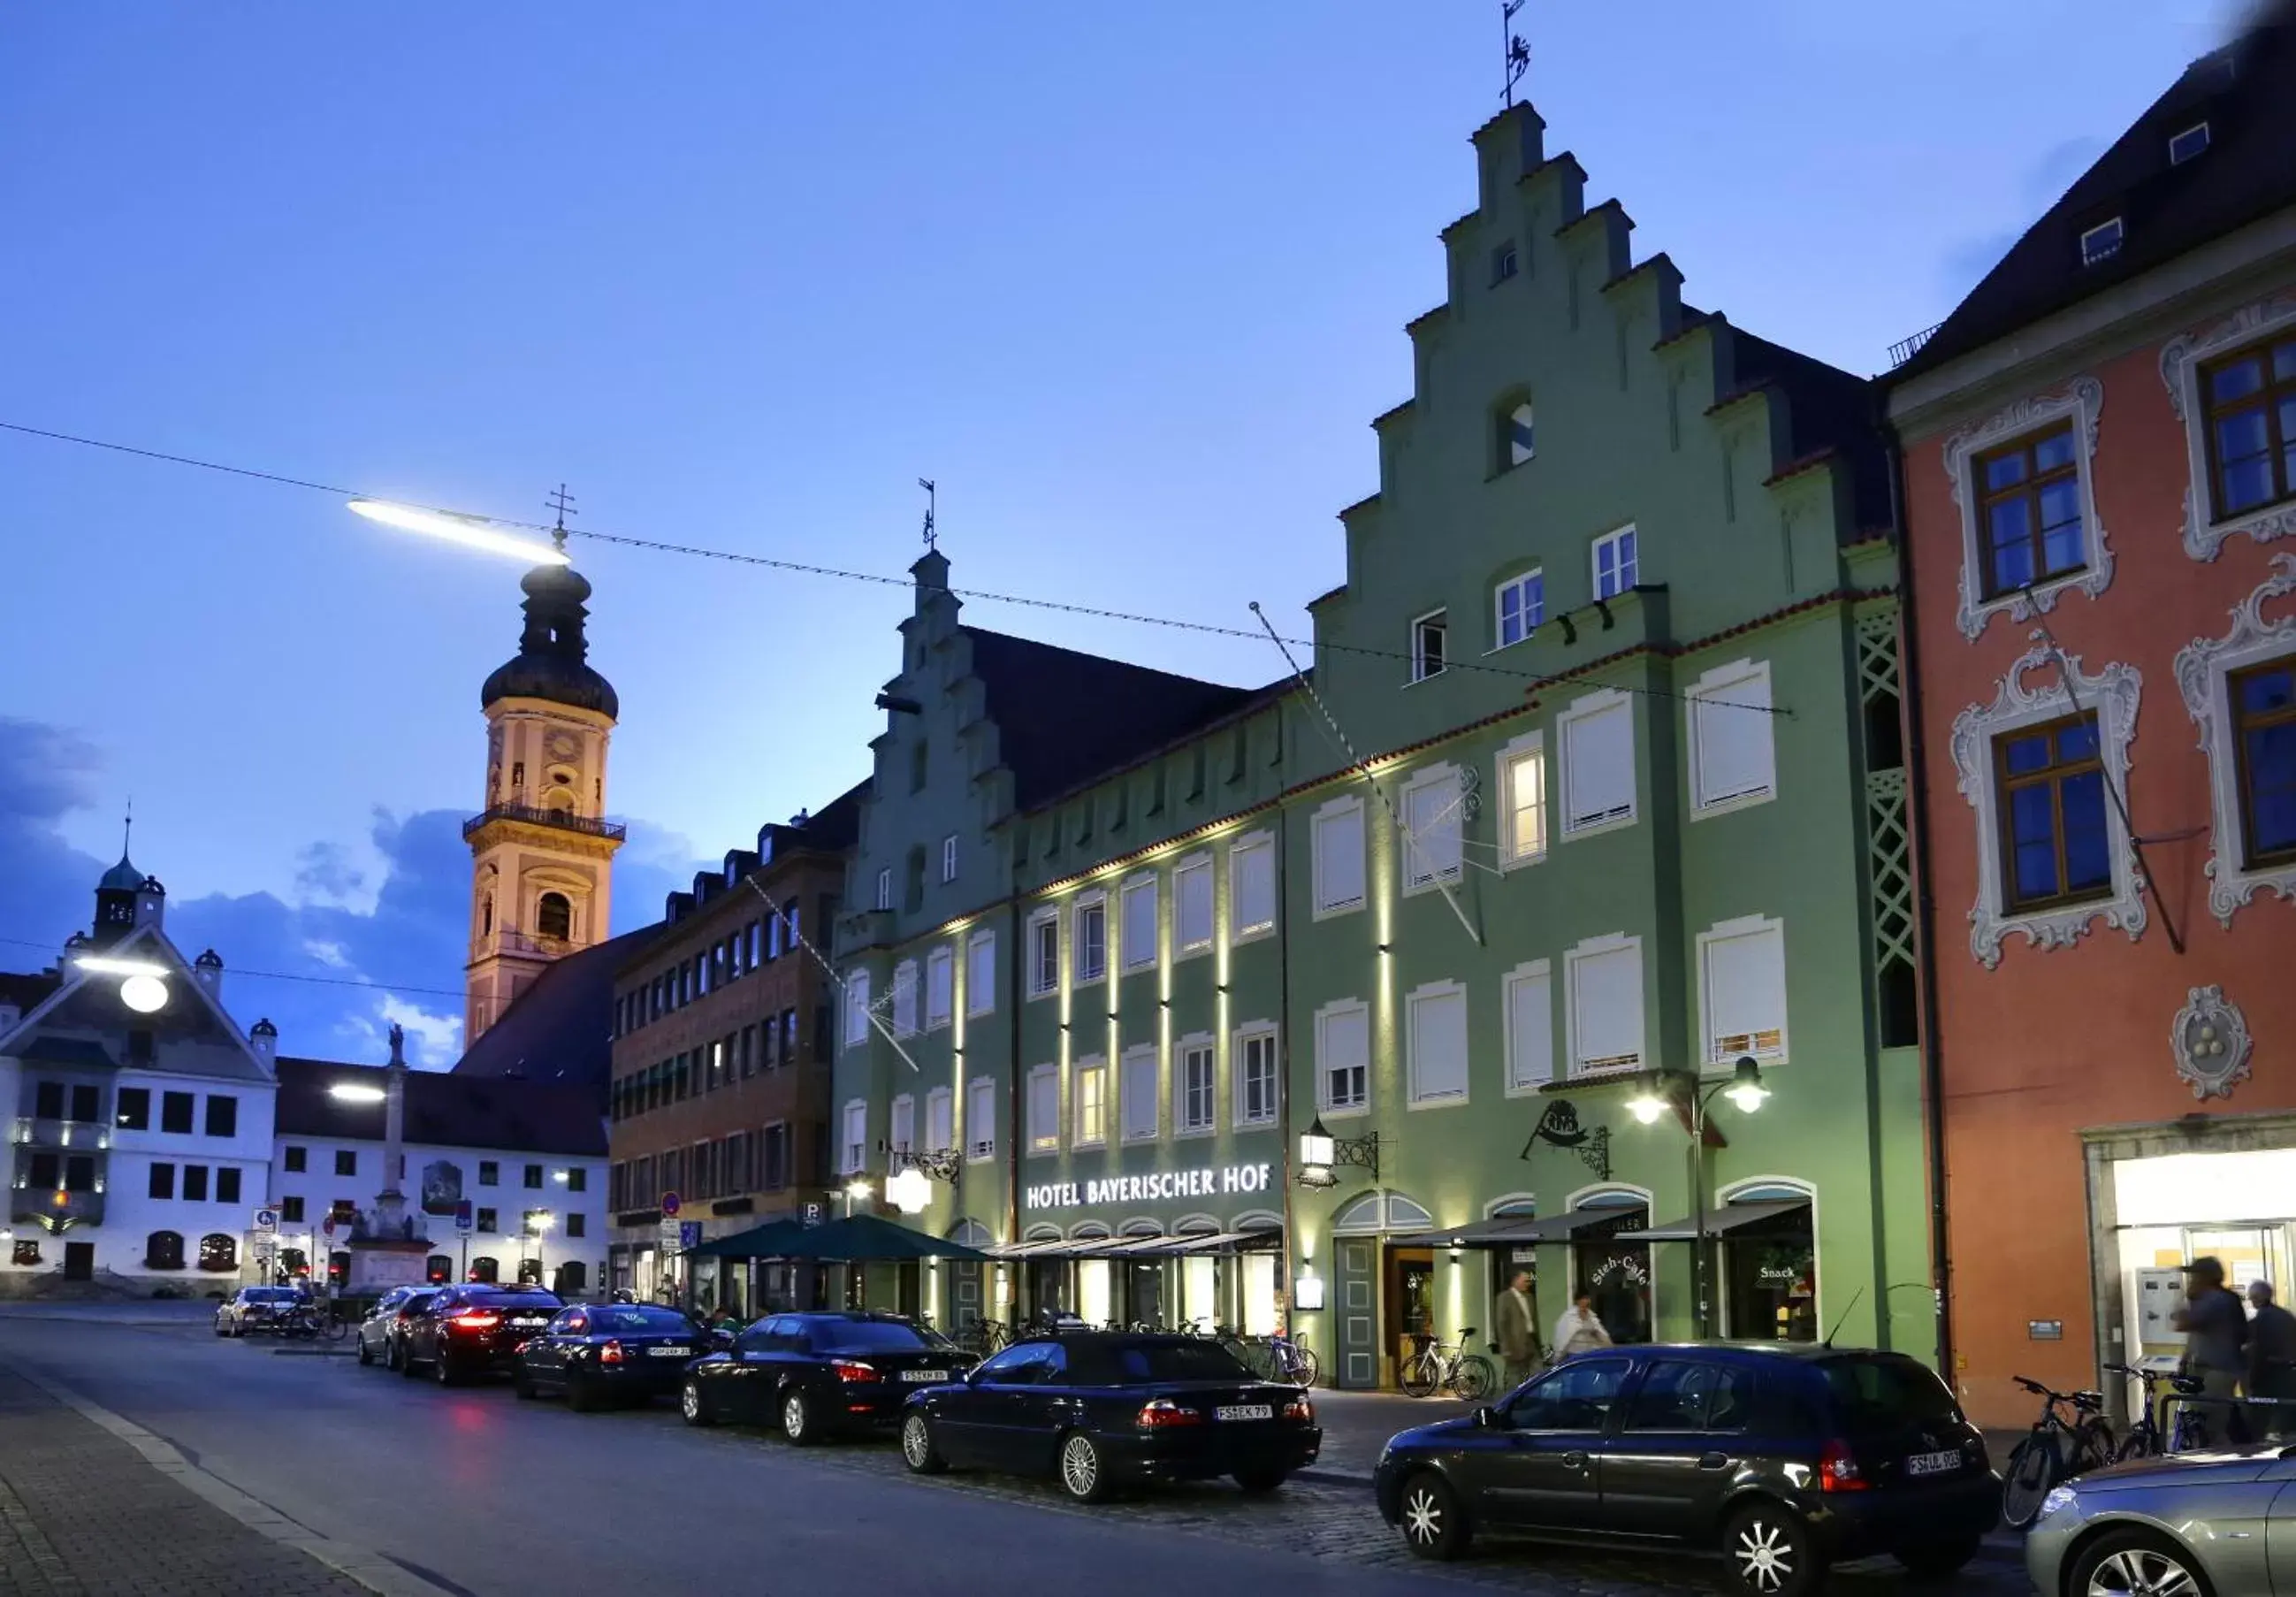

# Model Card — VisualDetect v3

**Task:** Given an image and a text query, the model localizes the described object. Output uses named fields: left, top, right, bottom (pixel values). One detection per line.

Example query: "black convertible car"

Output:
left=898, top=1333, right=1321, bottom=1502
left=515, top=1303, right=706, bottom=1410
left=680, top=1311, right=966, bottom=1441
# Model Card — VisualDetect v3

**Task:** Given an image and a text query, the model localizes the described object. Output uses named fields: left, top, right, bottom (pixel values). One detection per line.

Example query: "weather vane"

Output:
left=1501, top=0, right=1529, bottom=107
left=545, top=483, right=577, bottom=553
left=919, top=478, right=937, bottom=552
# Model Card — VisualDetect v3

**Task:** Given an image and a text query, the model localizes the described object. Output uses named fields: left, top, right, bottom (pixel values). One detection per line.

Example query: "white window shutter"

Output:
left=1233, top=842, right=1276, bottom=932
left=927, top=1090, right=952, bottom=1153
left=843, top=973, right=871, bottom=1045
left=1177, top=862, right=1214, bottom=948
left=1570, top=940, right=1644, bottom=1073
left=1122, top=880, right=1157, bottom=967
left=926, top=948, right=952, bottom=1025
left=966, top=1080, right=995, bottom=1156
left=1705, top=920, right=1788, bottom=1060
left=1320, top=1005, right=1370, bottom=1107
left=1315, top=805, right=1366, bottom=909
left=1409, top=986, right=1468, bottom=1101
left=1028, top=1071, right=1058, bottom=1147
left=1506, top=965, right=1553, bottom=1089
left=1122, top=1050, right=1158, bottom=1140
left=966, top=933, right=995, bottom=1014
left=892, top=1097, right=915, bottom=1154
left=1404, top=776, right=1462, bottom=885
left=1564, top=699, right=1636, bottom=830
left=1693, top=669, right=1775, bottom=807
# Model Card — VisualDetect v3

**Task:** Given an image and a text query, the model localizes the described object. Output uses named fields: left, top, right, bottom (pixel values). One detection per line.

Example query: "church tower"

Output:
left=463, top=545, right=623, bottom=1045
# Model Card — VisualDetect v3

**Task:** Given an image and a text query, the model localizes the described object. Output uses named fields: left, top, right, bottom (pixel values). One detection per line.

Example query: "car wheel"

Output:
left=1723, top=1501, right=1819, bottom=1597
left=399, top=1343, right=422, bottom=1378
left=433, top=1353, right=461, bottom=1387
left=1896, top=1536, right=1979, bottom=1581
left=781, top=1388, right=816, bottom=1446
left=213, top=1319, right=228, bottom=1338
left=901, top=1412, right=946, bottom=1474
left=1232, top=1469, right=1287, bottom=1495
left=356, top=1336, right=374, bottom=1367
left=1397, top=1471, right=1469, bottom=1561
left=2071, top=1529, right=2215, bottom=1597
left=387, top=1339, right=406, bottom=1372
left=567, top=1375, right=600, bottom=1413
left=681, top=1380, right=714, bottom=1427
left=1057, top=1431, right=1113, bottom=1503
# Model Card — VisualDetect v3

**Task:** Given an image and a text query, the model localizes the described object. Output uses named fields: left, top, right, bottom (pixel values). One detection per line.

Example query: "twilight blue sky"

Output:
left=0, top=3, right=2234, bottom=1064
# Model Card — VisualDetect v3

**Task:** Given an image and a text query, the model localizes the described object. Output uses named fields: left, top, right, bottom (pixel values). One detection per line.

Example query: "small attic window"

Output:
left=2079, top=218, right=2124, bottom=267
left=2169, top=122, right=2210, bottom=165
left=1491, top=241, right=1519, bottom=284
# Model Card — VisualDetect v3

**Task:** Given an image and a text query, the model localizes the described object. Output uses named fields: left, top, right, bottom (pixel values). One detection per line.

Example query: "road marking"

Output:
left=0, top=1356, right=459, bottom=1597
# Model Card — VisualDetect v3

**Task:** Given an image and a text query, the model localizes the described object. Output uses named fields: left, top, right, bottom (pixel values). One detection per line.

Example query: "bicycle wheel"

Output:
left=1400, top=1352, right=1438, bottom=1399
left=1451, top=1355, right=1495, bottom=1402
left=2073, top=1417, right=2115, bottom=1474
left=2000, top=1434, right=2060, bottom=1529
left=1290, top=1342, right=1320, bottom=1388
left=2114, top=1425, right=2158, bottom=1463
left=325, top=1312, right=349, bottom=1342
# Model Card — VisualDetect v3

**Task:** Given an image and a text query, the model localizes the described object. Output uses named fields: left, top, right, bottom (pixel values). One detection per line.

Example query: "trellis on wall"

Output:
left=1857, top=608, right=1918, bottom=1047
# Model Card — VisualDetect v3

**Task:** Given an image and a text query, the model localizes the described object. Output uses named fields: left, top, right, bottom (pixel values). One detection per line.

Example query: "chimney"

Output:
left=193, top=949, right=223, bottom=999
left=134, top=875, right=166, bottom=929
left=248, top=1017, right=278, bottom=1068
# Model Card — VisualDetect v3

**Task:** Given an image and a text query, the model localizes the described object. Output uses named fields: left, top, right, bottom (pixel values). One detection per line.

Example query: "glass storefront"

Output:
left=1723, top=1205, right=1818, bottom=1341
left=1570, top=1202, right=1652, bottom=1344
left=2114, top=1147, right=2296, bottom=1358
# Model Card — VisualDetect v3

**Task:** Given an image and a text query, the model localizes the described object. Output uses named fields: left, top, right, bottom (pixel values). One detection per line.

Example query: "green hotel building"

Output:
left=828, top=100, right=1929, bottom=1387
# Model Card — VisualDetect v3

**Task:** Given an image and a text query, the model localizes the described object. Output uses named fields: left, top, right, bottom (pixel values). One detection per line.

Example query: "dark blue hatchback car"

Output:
left=1373, top=1342, right=1999, bottom=1595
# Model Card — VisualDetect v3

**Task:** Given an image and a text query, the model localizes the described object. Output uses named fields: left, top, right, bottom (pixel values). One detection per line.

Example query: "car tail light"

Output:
left=1819, top=1439, right=1868, bottom=1493
left=831, top=1360, right=875, bottom=1384
left=1282, top=1397, right=1314, bottom=1424
left=600, top=1341, right=625, bottom=1365
left=451, top=1311, right=501, bottom=1333
left=1135, top=1399, right=1203, bottom=1429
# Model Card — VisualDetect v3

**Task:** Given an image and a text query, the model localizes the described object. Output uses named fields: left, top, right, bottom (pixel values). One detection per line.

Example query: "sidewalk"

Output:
left=0, top=1363, right=370, bottom=1596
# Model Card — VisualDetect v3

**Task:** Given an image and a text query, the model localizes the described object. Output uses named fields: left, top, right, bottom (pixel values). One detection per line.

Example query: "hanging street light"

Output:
left=347, top=499, right=570, bottom=566
left=1294, top=1116, right=1380, bottom=1189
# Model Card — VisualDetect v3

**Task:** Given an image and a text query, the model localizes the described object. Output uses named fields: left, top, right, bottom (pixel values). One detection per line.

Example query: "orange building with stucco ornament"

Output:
left=1888, top=11, right=2296, bottom=1428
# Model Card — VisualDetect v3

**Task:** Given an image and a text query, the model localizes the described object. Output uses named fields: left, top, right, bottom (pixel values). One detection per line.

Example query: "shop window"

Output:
left=425, top=1254, right=452, bottom=1283
left=1310, top=800, right=1366, bottom=914
left=516, top=1257, right=544, bottom=1286
left=197, top=1234, right=237, bottom=1272
left=1721, top=1192, right=1817, bottom=1342
left=1560, top=692, right=1636, bottom=835
left=553, top=1262, right=587, bottom=1296
left=1570, top=1201, right=1651, bottom=1344
left=1174, top=856, right=1215, bottom=949
left=469, top=1257, right=500, bottom=1284
left=1120, top=877, right=1158, bottom=969
left=145, top=1231, right=185, bottom=1271
left=925, top=946, right=953, bottom=1028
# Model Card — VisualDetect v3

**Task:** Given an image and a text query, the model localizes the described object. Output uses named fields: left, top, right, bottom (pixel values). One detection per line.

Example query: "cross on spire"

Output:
left=545, top=483, right=577, bottom=553
left=919, top=478, right=937, bottom=552
left=121, top=798, right=133, bottom=860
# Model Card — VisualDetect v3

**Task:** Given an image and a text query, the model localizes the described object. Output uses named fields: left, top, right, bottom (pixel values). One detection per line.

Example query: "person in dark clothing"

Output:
left=2175, top=1257, right=2249, bottom=1446
left=2248, top=1280, right=2296, bottom=1440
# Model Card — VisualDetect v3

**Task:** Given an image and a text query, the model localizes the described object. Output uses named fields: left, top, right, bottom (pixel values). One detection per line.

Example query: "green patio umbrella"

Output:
left=687, top=1216, right=809, bottom=1259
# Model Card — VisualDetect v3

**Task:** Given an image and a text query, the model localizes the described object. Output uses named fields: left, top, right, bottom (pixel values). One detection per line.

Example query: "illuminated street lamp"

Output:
left=842, top=1179, right=873, bottom=1219
left=1294, top=1116, right=1379, bottom=1190
left=1623, top=1057, right=1770, bottom=1337
left=347, top=499, right=569, bottom=566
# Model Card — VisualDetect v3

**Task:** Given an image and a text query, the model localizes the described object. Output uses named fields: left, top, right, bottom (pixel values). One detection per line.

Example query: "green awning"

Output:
left=764, top=1214, right=994, bottom=1262
left=688, top=1217, right=809, bottom=1258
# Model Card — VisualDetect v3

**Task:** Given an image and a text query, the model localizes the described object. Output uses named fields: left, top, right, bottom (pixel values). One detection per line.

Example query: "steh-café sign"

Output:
left=1025, top=1162, right=1271, bottom=1212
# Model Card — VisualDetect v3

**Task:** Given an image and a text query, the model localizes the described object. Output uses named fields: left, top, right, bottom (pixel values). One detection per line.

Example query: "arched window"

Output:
left=537, top=892, right=572, bottom=939
left=425, top=1254, right=452, bottom=1283
left=145, top=1231, right=184, bottom=1270
left=469, top=1256, right=500, bottom=1283
left=1497, top=398, right=1535, bottom=470
left=197, top=1234, right=237, bottom=1272
left=516, top=1257, right=545, bottom=1285
left=480, top=895, right=494, bottom=936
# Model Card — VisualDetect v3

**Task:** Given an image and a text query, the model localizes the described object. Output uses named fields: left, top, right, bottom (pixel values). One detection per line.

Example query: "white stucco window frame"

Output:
left=2162, top=294, right=2296, bottom=561
left=1172, top=851, right=1217, bottom=959
left=1684, top=658, right=1777, bottom=819
left=1117, top=872, right=1160, bottom=972
left=1172, top=1031, right=1218, bottom=1141
left=1948, top=635, right=2147, bottom=968
left=2174, top=553, right=2296, bottom=924
left=1398, top=761, right=1466, bottom=897
left=1025, top=1064, right=1062, bottom=1158
left=1227, top=830, right=1278, bottom=944
left=1941, top=376, right=2112, bottom=640
left=1072, top=1055, right=1109, bottom=1149
left=1025, top=908, right=1060, bottom=1001
left=1308, top=798, right=1369, bottom=920
left=1403, top=978, right=1470, bottom=1110
left=1495, top=731, right=1548, bottom=869
left=1231, top=1021, right=1279, bottom=1127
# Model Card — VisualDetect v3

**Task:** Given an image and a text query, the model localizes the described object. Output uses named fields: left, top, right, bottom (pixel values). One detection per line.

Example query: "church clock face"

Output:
left=545, top=730, right=581, bottom=762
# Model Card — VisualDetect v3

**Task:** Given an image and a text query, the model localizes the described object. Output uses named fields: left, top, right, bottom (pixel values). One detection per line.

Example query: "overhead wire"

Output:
left=1, top=419, right=1787, bottom=714
left=0, top=933, right=466, bottom=1002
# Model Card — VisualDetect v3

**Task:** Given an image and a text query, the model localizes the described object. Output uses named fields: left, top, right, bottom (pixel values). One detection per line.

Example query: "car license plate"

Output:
left=1216, top=1403, right=1274, bottom=1422
left=512, top=1318, right=546, bottom=1327
left=902, top=1369, right=949, bottom=1383
left=1905, top=1449, right=1961, bottom=1477
left=649, top=1346, right=691, bottom=1357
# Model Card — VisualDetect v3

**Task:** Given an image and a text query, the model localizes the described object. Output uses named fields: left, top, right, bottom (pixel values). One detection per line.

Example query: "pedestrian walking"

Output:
left=2247, top=1280, right=2296, bottom=1440
left=1551, top=1291, right=1613, bottom=1363
left=1495, top=1271, right=1539, bottom=1389
left=2174, top=1257, right=2249, bottom=1447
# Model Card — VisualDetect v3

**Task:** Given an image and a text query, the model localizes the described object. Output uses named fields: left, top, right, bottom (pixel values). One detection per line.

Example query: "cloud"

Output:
left=0, top=718, right=708, bottom=1072
left=1936, top=135, right=2109, bottom=302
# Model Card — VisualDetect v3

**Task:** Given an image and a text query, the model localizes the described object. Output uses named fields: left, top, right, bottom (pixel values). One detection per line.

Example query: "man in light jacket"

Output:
left=1552, top=1291, right=1613, bottom=1362
left=1495, top=1270, right=1539, bottom=1388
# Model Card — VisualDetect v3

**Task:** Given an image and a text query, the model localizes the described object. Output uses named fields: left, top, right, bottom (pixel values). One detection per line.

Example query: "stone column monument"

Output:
left=346, top=1025, right=434, bottom=1295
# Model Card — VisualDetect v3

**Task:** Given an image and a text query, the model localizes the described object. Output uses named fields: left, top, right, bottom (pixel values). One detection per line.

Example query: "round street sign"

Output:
left=660, top=1192, right=681, bottom=1218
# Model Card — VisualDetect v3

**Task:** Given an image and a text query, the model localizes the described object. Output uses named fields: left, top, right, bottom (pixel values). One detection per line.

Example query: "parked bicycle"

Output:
left=1217, top=1327, right=1319, bottom=1387
left=282, top=1302, right=347, bottom=1341
left=2105, top=1363, right=2206, bottom=1460
left=2001, top=1375, right=2114, bottom=1528
left=1400, top=1327, right=1494, bottom=1401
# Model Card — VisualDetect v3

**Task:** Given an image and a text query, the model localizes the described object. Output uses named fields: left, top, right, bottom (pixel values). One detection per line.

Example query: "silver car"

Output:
left=2026, top=1445, right=2296, bottom=1594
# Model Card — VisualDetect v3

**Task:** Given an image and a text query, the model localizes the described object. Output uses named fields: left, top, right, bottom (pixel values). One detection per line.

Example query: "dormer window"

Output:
left=2079, top=218, right=2124, bottom=267
left=2169, top=122, right=2210, bottom=165
left=1410, top=610, right=1448, bottom=683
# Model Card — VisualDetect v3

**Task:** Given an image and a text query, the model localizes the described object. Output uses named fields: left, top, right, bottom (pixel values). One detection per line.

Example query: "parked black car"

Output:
left=681, top=1311, right=968, bottom=1442
left=355, top=1286, right=437, bottom=1369
left=516, top=1303, right=706, bottom=1410
left=898, top=1333, right=1321, bottom=1502
left=1373, top=1343, right=2000, bottom=1595
left=397, top=1284, right=562, bottom=1386
left=214, top=1285, right=303, bottom=1337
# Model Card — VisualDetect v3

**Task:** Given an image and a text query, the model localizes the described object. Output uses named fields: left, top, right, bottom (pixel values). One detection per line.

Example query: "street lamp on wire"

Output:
left=1623, top=1057, right=1770, bottom=1339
